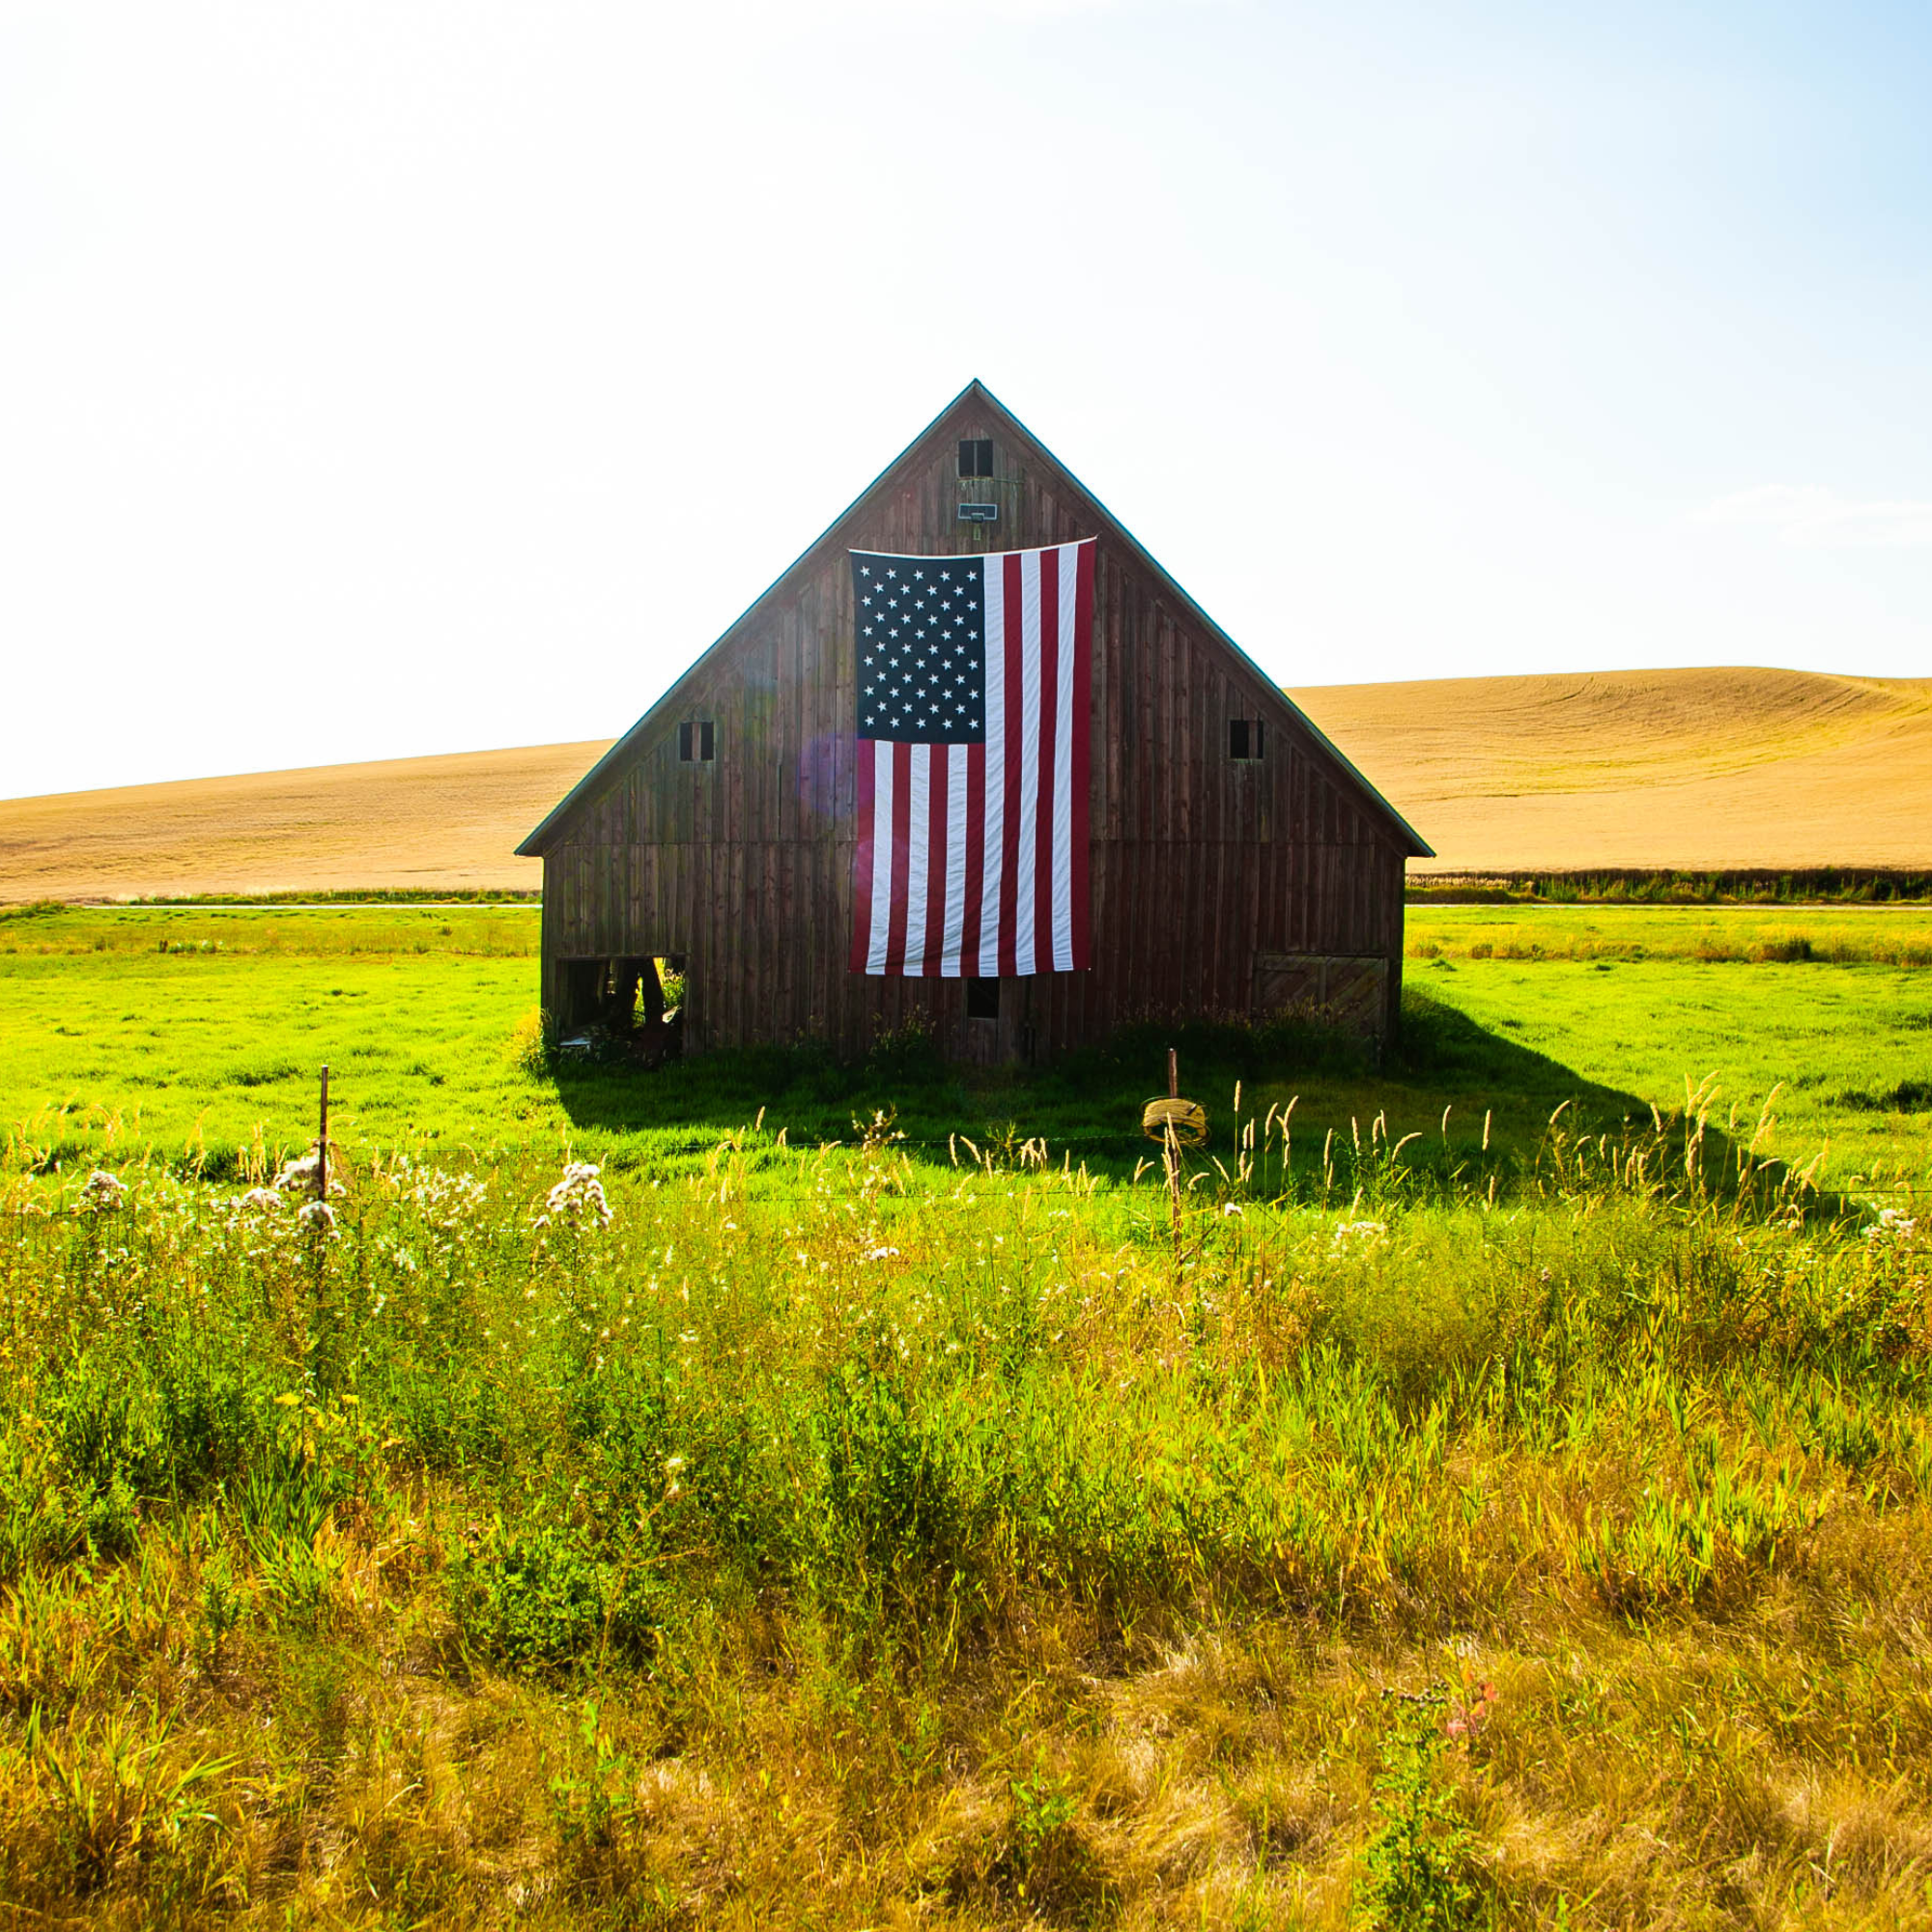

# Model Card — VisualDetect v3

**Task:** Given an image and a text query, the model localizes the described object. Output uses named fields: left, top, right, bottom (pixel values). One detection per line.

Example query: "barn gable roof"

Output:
left=517, top=379, right=1431, bottom=859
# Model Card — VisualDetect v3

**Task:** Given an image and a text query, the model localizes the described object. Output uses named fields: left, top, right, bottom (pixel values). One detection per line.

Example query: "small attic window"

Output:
left=958, top=439, right=994, bottom=479
left=678, top=722, right=715, bottom=763
left=1229, top=719, right=1265, bottom=761
left=966, top=976, right=1000, bottom=1020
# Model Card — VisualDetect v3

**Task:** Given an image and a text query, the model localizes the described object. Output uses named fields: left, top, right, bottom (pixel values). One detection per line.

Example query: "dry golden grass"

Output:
left=0, top=742, right=610, bottom=902
left=5, top=1130, right=1932, bottom=1927
left=1293, top=666, right=1932, bottom=872
left=4, top=667, right=1928, bottom=901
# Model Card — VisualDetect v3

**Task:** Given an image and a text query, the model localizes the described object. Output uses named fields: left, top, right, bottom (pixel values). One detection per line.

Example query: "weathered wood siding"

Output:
left=534, top=389, right=1415, bottom=1057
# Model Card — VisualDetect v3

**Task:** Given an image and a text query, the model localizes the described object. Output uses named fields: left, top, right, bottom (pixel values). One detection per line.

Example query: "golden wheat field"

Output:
left=1307, top=666, right=1932, bottom=872
left=0, top=742, right=594, bottom=901
left=2, top=668, right=1926, bottom=901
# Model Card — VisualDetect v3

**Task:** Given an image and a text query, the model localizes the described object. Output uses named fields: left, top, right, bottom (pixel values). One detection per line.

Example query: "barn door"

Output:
left=956, top=976, right=1030, bottom=1066
left=1252, top=952, right=1388, bottom=1035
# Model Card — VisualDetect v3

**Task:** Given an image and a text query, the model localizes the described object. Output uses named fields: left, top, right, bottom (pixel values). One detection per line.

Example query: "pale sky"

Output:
left=3, top=0, right=1928, bottom=799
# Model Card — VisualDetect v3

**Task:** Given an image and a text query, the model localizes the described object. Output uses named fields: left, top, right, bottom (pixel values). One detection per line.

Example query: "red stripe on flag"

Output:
left=1070, top=541, right=1094, bottom=970
left=997, top=552, right=1025, bottom=976
left=962, top=741, right=986, bottom=979
left=1035, top=549, right=1061, bottom=975
left=885, top=740, right=912, bottom=972
left=850, top=737, right=875, bottom=974
left=923, top=749, right=948, bottom=976
left=1066, top=541, right=1097, bottom=966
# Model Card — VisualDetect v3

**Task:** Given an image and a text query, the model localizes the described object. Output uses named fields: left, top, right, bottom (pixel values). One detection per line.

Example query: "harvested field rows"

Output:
left=1305, top=666, right=1932, bottom=872
left=4, top=668, right=1927, bottom=901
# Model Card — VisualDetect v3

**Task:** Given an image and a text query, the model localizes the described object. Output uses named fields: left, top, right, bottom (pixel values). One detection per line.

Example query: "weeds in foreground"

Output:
left=1359, top=1690, right=1481, bottom=1930
left=0, top=1113, right=1928, bottom=1924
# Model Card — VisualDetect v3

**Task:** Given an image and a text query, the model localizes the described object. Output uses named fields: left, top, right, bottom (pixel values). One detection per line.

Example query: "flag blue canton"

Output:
left=852, top=553, right=986, bottom=744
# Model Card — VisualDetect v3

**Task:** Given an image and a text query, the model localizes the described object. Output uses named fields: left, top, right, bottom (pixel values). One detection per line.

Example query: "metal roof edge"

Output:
left=516, top=377, right=991, bottom=855
left=964, top=381, right=1434, bottom=861
left=519, top=376, right=1433, bottom=862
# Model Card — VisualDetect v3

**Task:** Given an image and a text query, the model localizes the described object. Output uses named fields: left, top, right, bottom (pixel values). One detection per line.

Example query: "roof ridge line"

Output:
left=519, top=379, right=1430, bottom=859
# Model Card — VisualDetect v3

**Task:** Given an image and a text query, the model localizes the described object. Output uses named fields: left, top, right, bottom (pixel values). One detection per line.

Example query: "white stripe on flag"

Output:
left=904, top=744, right=930, bottom=972
left=979, top=554, right=1006, bottom=978
left=867, top=746, right=895, bottom=973
left=941, top=743, right=968, bottom=975
left=1013, top=550, right=1041, bottom=972
left=1052, top=541, right=1078, bottom=970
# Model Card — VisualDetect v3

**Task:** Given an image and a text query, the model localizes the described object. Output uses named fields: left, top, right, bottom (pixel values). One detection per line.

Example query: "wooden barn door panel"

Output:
left=1253, top=952, right=1389, bottom=1035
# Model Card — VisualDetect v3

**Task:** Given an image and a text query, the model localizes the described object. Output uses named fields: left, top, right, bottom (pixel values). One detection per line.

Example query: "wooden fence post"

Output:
left=1165, top=1047, right=1181, bottom=1250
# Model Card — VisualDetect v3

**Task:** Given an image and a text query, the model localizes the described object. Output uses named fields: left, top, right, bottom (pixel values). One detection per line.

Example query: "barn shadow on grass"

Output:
left=550, top=988, right=1829, bottom=1211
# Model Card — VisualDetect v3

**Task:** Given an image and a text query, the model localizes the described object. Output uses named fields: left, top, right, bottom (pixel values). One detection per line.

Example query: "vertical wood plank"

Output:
left=532, top=391, right=1412, bottom=1059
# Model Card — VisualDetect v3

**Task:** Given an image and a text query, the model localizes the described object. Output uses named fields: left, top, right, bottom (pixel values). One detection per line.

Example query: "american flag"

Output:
left=849, top=538, right=1095, bottom=977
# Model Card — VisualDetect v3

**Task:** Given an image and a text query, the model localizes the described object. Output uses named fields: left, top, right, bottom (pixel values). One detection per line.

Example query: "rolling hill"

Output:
left=1306, top=667, right=1932, bottom=872
left=2, top=668, right=1927, bottom=901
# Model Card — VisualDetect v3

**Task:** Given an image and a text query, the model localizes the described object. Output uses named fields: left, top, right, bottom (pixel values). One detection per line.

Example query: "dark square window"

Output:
left=678, top=722, right=715, bottom=762
left=1230, top=719, right=1264, bottom=761
left=958, top=438, right=994, bottom=479
left=965, top=976, right=1000, bottom=1019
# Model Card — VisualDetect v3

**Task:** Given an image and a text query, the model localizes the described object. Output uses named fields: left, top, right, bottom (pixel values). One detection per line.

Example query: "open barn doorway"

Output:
left=955, top=975, right=1036, bottom=1066
left=556, top=954, right=686, bottom=1066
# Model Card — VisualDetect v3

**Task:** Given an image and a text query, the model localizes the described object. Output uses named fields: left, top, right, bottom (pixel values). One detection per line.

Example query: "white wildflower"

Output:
left=238, top=1187, right=283, bottom=1213
left=77, top=1171, right=128, bottom=1211
left=538, top=1160, right=612, bottom=1229
left=1331, top=1219, right=1387, bottom=1249
left=298, top=1200, right=337, bottom=1235
left=401, top=1162, right=487, bottom=1228
left=275, top=1151, right=344, bottom=1197
left=1866, top=1208, right=1920, bottom=1242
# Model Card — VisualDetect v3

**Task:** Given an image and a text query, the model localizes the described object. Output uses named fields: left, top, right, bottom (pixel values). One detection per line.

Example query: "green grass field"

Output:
left=4, top=903, right=1927, bottom=1201
left=1406, top=907, right=1932, bottom=1198
left=1408, top=901, right=1932, bottom=964
left=3, top=904, right=1931, bottom=1927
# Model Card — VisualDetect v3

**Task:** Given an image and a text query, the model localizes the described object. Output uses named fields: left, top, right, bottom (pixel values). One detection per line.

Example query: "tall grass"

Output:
left=1412, top=927, right=1932, bottom=968
left=1410, top=867, right=1932, bottom=905
left=2, top=1102, right=1929, bottom=1923
left=0, top=902, right=539, bottom=958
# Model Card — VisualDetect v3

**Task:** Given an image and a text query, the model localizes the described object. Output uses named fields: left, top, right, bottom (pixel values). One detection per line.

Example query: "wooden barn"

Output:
left=517, top=381, right=1430, bottom=1063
